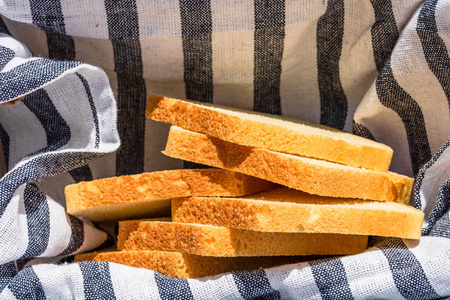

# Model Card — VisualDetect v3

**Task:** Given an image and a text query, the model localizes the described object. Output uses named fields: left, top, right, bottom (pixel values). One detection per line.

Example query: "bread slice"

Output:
left=171, top=188, right=424, bottom=239
left=117, top=219, right=368, bottom=256
left=146, top=94, right=393, bottom=172
left=74, top=250, right=311, bottom=279
left=65, top=169, right=277, bottom=222
left=164, top=126, right=414, bottom=203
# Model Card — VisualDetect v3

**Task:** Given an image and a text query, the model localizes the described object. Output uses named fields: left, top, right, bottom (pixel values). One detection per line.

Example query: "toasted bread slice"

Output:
left=65, top=169, right=277, bottom=222
left=74, top=250, right=312, bottom=279
left=164, top=126, right=414, bottom=203
left=117, top=219, right=368, bottom=256
left=146, top=94, right=393, bottom=171
left=171, top=188, right=424, bottom=239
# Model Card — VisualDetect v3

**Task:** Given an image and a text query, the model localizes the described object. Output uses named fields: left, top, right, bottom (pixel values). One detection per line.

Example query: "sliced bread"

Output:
left=164, top=126, right=414, bottom=203
left=65, top=169, right=277, bottom=222
left=146, top=94, right=393, bottom=171
left=74, top=250, right=310, bottom=279
left=171, top=188, right=424, bottom=239
left=117, top=219, right=368, bottom=256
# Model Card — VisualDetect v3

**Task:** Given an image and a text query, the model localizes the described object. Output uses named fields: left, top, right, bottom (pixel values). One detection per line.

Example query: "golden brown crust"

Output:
left=74, top=250, right=312, bottom=279
left=165, top=127, right=414, bottom=203
left=117, top=220, right=368, bottom=256
left=171, top=188, right=424, bottom=239
left=65, top=169, right=277, bottom=222
left=146, top=94, right=393, bottom=171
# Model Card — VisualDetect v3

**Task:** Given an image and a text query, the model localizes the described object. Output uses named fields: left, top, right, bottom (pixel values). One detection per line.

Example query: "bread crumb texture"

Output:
left=118, top=219, right=368, bottom=256
left=171, top=188, right=424, bottom=239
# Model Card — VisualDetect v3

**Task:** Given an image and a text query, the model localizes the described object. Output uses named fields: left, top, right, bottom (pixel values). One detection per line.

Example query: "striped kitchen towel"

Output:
left=1, top=0, right=450, bottom=299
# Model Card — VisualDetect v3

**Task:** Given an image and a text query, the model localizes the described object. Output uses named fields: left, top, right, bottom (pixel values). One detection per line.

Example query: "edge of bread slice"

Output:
left=146, top=94, right=393, bottom=172
left=65, top=169, right=277, bottom=222
left=117, top=219, right=368, bottom=256
left=74, top=250, right=311, bottom=279
left=164, top=126, right=414, bottom=203
left=171, top=188, right=424, bottom=239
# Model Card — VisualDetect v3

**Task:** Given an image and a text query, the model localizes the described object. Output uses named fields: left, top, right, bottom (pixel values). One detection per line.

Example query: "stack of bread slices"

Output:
left=73, top=94, right=424, bottom=279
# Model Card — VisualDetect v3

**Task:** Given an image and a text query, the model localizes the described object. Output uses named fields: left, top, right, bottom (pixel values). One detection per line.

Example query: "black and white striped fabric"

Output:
left=1, top=0, right=449, bottom=299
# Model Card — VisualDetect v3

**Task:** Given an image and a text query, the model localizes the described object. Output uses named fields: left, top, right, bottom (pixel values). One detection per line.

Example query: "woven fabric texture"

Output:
left=1, top=0, right=450, bottom=299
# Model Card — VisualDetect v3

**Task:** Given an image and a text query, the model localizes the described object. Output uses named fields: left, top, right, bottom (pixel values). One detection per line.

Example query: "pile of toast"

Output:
left=72, top=94, right=424, bottom=279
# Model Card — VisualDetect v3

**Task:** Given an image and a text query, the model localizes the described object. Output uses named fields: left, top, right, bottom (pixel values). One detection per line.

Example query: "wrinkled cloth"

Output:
left=1, top=0, right=450, bottom=299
